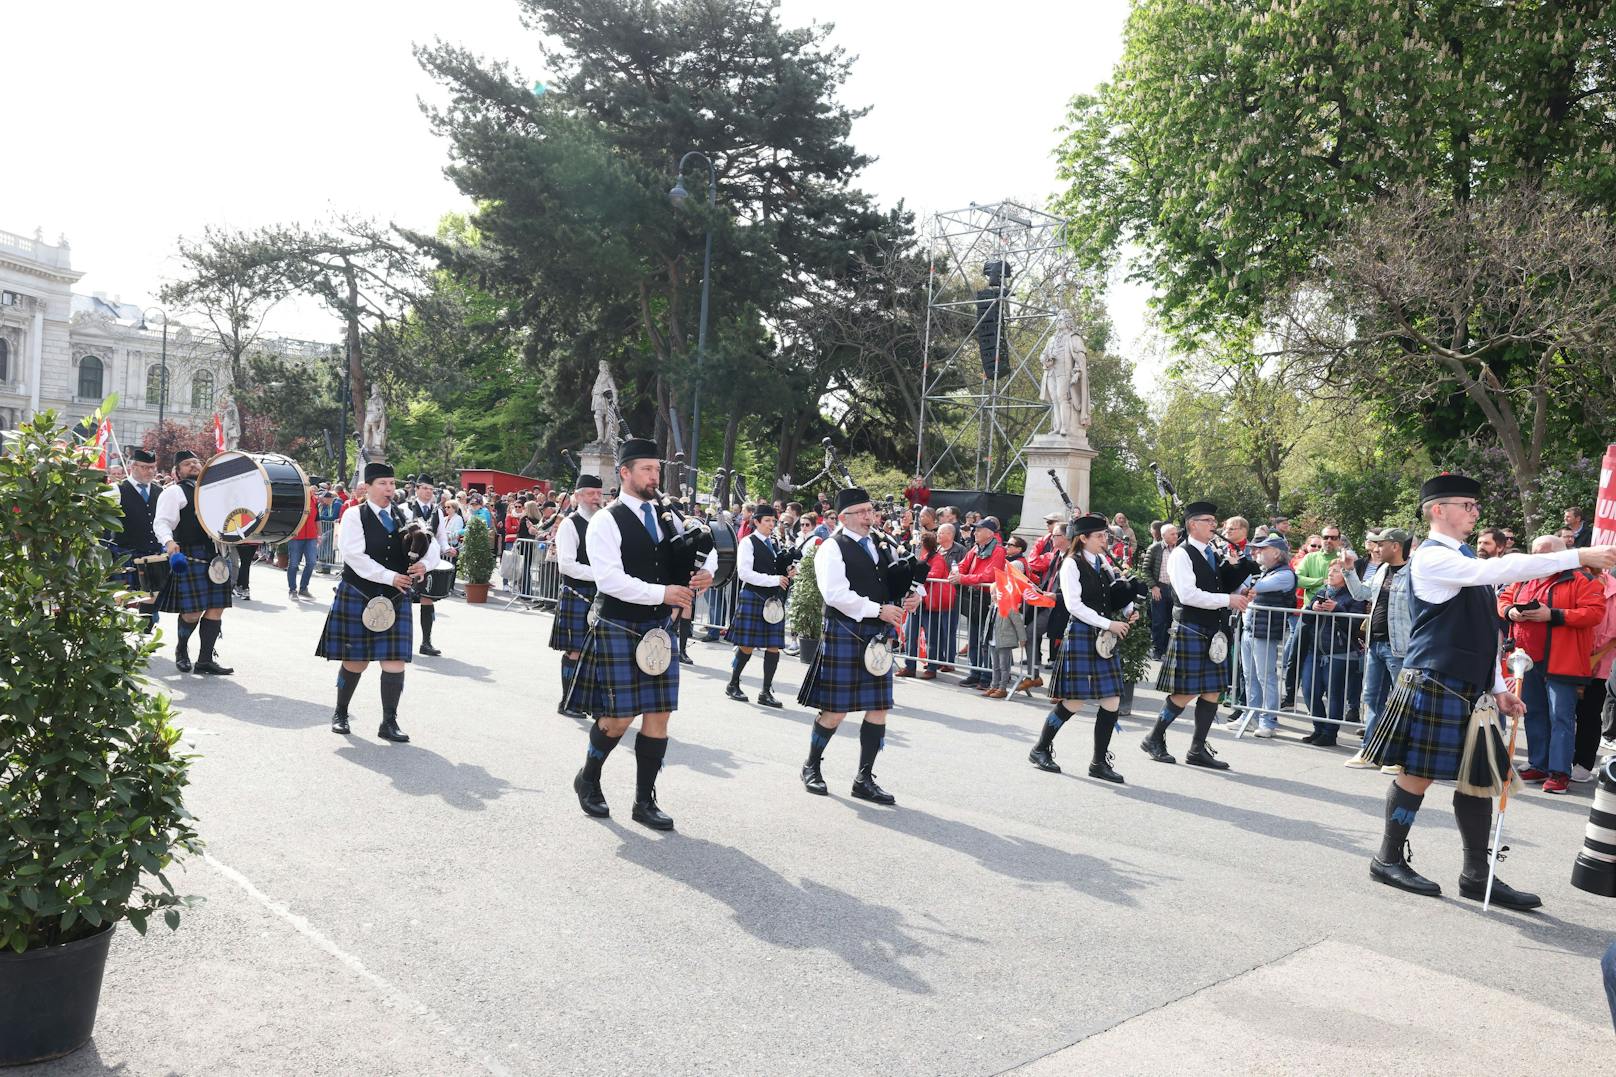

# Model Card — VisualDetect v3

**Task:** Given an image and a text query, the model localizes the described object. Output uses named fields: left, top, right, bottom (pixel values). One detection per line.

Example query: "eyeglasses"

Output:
left=1439, top=500, right=1481, bottom=514
left=1307, top=543, right=1321, bottom=550
left=1323, top=534, right=1341, bottom=541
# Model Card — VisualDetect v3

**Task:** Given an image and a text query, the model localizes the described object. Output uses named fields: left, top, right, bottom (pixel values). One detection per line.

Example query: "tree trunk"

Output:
left=720, top=409, right=741, bottom=496
left=345, top=266, right=365, bottom=436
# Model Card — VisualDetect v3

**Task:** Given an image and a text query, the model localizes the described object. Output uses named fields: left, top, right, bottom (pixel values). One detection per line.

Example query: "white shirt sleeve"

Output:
left=1411, top=541, right=1581, bottom=602
left=153, top=484, right=186, bottom=547
left=339, top=504, right=402, bottom=586
left=1166, top=542, right=1231, bottom=610
left=815, top=535, right=881, bottom=621
left=1061, top=557, right=1112, bottom=631
left=557, top=514, right=596, bottom=581
left=587, top=504, right=667, bottom=606
left=738, top=536, right=783, bottom=587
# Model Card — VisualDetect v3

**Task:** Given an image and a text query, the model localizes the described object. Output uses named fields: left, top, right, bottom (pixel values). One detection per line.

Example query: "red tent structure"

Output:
left=457, top=468, right=549, bottom=498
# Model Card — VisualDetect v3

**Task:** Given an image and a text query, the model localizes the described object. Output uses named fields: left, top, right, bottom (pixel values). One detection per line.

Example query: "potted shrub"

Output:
left=1116, top=587, right=1154, bottom=721
left=786, top=543, right=823, bottom=664
left=459, top=514, right=495, bottom=603
left=0, top=409, right=202, bottom=1066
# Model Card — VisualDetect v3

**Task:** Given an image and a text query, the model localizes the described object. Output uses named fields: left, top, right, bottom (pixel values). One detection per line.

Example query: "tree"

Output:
left=160, top=226, right=292, bottom=391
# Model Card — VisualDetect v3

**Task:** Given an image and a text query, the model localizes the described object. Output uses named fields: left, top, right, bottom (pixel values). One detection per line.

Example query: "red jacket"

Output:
left=956, top=540, right=1006, bottom=588
left=293, top=490, right=320, bottom=541
left=923, top=552, right=956, bottom=610
left=1498, top=570, right=1605, bottom=678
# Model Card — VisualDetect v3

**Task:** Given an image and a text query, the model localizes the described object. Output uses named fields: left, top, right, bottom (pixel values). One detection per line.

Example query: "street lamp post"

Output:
left=142, top=307, right=169, bottom=430
left=669, top=150, right=716, bottom=495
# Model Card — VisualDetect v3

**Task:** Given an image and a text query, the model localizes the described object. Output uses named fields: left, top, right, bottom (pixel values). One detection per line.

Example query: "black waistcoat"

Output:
left=341, top=503, right=411, bottom=599
left=1401, top=552, right=1498, bottom=690
left=408, top=500, right=440, bottom=534
left=831, top=531, right=891, bottom=626
left=1175, top=541, right=1231, bottom=629
left=602, top=501, right=672, bottom=620
left=113, top=480, right=161, bottom=554
left=173, top=480, right=209, bottom=548
left=569, top=513, right=591, bottom=565
left=745, top=533, right=782, bottom=595
left=1075, top=553, right=1110, bottom=615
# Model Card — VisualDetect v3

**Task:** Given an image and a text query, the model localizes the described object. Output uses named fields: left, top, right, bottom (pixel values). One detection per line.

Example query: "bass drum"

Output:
left=709, top=519, right=737, bottom=589
left=196, top=451, right=311, bottom=545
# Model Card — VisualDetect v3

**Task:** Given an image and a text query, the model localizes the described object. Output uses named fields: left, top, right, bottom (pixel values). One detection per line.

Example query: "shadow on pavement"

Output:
left=610, top=824, right=967, bottom=994
left=334, top=737, right=523, bottom=811
left=409, top=654, right=495, bottom=682
left=846, top=800, right=1160, bottom=907
left=1447, top=901, right=1616, bottom=958
left=1112, top=781, right=1371, bottom=858
left=162, top=674, right=332, bottom=732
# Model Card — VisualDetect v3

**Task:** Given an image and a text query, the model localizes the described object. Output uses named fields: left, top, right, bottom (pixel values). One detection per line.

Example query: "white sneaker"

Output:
left=1571, top=764, right=1596, bottom=783
left=1343, top=754, right=1375, bottom=769
left=1253, top=727, right=1276, bottom=738
left=1381, top=764, right=1404, bottom=775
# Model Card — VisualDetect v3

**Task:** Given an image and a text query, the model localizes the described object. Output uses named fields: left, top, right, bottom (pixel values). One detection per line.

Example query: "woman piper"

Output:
left=1029, top=513, right=1135, bottom=783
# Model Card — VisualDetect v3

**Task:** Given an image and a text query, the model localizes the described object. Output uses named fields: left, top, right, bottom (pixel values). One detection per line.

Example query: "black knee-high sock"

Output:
left=1190, top=697, right=1219, bottom=747
left=635, top=733, right=669, bottom=800
left=1452, top=791, right=1493, bottom=878
left=335, top=666, right=365, bottom=716
left=1036, top=701, right=1075, bottom=751
left=858, top=720, right=886, bottom=773
left=762, top=650, right=780, bottom=691
left=379, top=670, right=405, bottom=717
left=807, top=719, right=838, bottom=765
left=177, top=618, right=197, bottom=653
left=1093, top=706, right=1120, bottom=761
left=678, top=617, right=692, bottom=651
left=419, top=604, right=435, bottom=644
left=560, top=656, right=577, bottom=702
left=198, top=618, right=221, bottom=663
left=583, top=722, right=623, bottom=781
left=730, top=648, right=752, bottom=686
left=1151, top=699, right=1186, bottom=738
left=1378, top=782, right=1425, bottom=864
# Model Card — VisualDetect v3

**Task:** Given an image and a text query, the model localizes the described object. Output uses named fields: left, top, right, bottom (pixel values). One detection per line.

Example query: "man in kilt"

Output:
left=798, top=487, right=923, bottom=805
left=153, top=449, right=234, bottom=675
left=724, top=503, right=797, bottom=708
left=405, top=477, right=452, bottom=656
left=1365, top=473, right=1616, bottom=909
left=1033, top=513, right=1137, bottom=784
left=551, top=473, right=603, bottom=719
left=109, top=447, right=163, bottom=634
left=318, top=462, right=439, bottom=743
left=571, top=438, right=715, bottom=831
left=1142, top=500, right=1254, bottom=769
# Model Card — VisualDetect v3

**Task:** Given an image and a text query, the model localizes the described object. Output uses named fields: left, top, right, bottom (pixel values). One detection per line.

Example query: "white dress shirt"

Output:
left=557, top=507, right=597, bottom=581
left=409, top=498, right=450, bottom=548
left=586, top=493, right=718, bottom=606
left=814, top=526, right=924, bottom=621
left=738, top=531, right=785, bottom=588
left=1165, top=539, right=1232, bottom=610
left=338, top=500, right=440, bottom=586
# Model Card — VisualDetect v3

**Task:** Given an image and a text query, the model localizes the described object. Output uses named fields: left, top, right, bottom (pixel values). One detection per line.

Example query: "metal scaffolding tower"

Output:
left=915, top=200, right=1076, bottom=492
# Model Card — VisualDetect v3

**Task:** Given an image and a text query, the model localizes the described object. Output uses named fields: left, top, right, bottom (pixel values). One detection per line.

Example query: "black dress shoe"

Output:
left=756, top=690, right=783, bottom=709
left=175, top=651, right=192, bottom=673
left=959, top=675, right=984, bottom=688
left=377, top=716, right=410, bottom=743
left=1184, top=744, right=1230, bottom=770
left=193, top=659, right=234, bottom=676
left=1088, top=753, right=1125, bottom=784
left=573, top=769, right=609, bottom=818
left=851, top=771, right=896, bottom=805
left=1459, top=873, right=1542, bottom=911
left=725, top=683, right=748, bottom=702
left=331, top=713, right=351, bottom=735
left=419, top=642, right=442, bottom=656
left=801, top=763, right=829, bottom=796
left=678, top=651, right=694, bottom=665
left=1140, top=734, right=1176, bottom=764
left=557, top=703, right=587, bottom=720
left=631, top=795, right=675, bottom=831
left=1370, top=857, right=1441, bottom=896
left=1028, top=746, right=1061, bottom=773
left=1300, top=732, right=1320, bottom=745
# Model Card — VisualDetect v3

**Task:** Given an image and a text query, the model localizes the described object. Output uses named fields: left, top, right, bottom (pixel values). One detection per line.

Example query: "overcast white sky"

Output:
left=9, top=0, right=1157, bottom=382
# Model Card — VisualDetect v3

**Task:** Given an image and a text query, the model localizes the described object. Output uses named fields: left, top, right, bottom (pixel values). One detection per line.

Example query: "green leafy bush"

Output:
left=786, top=543, right=823, bottom=640
left=459, top=515, right=494, bottom=583
left=0, top=409, right=201, bottom=952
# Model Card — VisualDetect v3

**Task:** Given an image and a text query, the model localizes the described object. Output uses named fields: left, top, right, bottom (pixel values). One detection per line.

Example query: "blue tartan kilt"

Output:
left=573, top=615, right=679, bottom=719
left=723, top=586, right=786, bottom=650
left=548, top=578, right=596, bottom=652
left=1049, top=622, right=1124, bottom=701
left=316, top=579, right=414, bottom=663
left=1365, top=667, right=1474, bottom=781
left=798, top=615, right=894, bottom=714
left=157, top=544, right=234, bottom=614
left=1155, top=621, right=1230, bottom=697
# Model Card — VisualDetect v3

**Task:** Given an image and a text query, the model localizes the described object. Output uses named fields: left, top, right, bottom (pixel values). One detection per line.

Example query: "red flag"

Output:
left=94, top=419, right=112, bottom=469
left=212, top=414, right=225, bottom=452
left=994, top=563, right=1031, bottom=617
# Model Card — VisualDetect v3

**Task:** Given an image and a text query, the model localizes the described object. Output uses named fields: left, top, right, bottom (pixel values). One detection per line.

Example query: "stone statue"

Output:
left=362, top=383, right=387, bottom=456
left=1040, top=311, right=1091, bottom=438
left=222, top=397, right=242, bottom=450
left=590, top=360, right=618, bottom=446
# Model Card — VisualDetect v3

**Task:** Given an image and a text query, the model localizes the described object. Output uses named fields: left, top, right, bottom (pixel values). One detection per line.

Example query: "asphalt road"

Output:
left=26, top=576, right=1615, bottom=1075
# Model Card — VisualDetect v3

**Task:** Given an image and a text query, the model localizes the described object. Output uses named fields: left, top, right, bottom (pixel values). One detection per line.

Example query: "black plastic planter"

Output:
left=0, top=924, right=113, bottom=1066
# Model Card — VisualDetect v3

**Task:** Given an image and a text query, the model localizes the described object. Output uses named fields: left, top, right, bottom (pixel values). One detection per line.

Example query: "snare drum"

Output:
left=133, top=553, right=170, bottom=596
left=196, top=451, right=312, bottom=545
left=419, top=567, right=456, bottom=600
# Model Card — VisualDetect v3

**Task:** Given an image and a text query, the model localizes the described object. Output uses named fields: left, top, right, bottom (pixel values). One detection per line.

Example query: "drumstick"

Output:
left=1484, top=649, right=1534, bottom=912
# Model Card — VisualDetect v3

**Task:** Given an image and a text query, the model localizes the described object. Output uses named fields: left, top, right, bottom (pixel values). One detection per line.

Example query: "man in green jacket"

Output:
left=1296, top=526, right=1347, bottom=604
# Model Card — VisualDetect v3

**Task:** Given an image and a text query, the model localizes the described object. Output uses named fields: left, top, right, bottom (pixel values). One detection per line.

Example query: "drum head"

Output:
left=1095, top=629, right=1118, bottom=658
left=207, top=556, right=232, bottom=585
left=1209, top=631, right=1229, bottom=664
left=362, top=596, right=397, bottom=633
left=863, top=636, right=894, bottom=677
left=197, top=451, right=269, bottom=543
left=636, top=627, right=673, bottom=675
left=762, top=596, right=786, bottom=624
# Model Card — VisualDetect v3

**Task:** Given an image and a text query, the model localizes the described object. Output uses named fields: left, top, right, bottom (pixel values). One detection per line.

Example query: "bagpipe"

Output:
left=824, top=438, right=930, bottom=598
left=1046, top=467, right=1147, bottom=617
left=1147, top=460, right=1254, bottom=591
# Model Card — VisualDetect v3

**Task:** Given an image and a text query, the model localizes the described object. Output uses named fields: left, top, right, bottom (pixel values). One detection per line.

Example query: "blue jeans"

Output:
left=1308, top=654, right=1363, bottom=742
left=1149, top=584, right=1174, bottom=658
left=1603, top=941, right=1616, bottom=1032
left=1361, top=641, right=1405, bottom=744
left=285, top=538, right=317, bottom=591
left=1521, top=666, right=1578, bottom=775
left=1283, top=616, right=1315, bottom=703
left=1241, top=632, right=1283, bottom=729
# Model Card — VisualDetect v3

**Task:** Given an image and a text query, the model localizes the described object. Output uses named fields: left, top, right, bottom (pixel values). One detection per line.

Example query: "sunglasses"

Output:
left=1307, top=543, right=1321, bottom=550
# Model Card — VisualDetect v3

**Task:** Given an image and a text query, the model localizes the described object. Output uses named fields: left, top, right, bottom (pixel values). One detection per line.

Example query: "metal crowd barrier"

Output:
left=500, top=537, right=559, bottom=610
left=315, top=518, right=339, bottom=573
left=1228, top=603, right=1370, bottom=738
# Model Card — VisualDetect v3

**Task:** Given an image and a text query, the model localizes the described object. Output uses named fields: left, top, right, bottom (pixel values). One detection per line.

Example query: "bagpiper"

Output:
left=153, top=449, right=234, bottom=675
left=551, top=473, right=603, bottom=718
left=723, top=503, right=796, bottom=708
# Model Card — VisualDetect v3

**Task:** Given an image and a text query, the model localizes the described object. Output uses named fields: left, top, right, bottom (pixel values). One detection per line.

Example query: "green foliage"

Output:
left=1118, top=598, right=1152, bottom=687
left=786, top=543, right=824, bottom=640
left=458, top=515, right=494, bottom=584
left=0, top=410, right=202, bottom=953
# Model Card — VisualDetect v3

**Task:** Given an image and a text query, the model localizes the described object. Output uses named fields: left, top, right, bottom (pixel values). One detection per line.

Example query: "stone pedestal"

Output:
left=577, top=443, right=618, bottom=490
left=1018, top=434, right=1097, bottom=538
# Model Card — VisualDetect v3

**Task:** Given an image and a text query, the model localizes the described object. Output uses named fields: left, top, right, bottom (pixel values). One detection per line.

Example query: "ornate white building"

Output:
left=0, top=226, right=330, bottom=457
